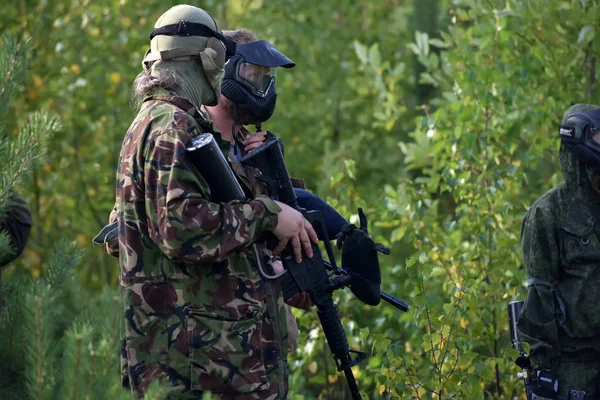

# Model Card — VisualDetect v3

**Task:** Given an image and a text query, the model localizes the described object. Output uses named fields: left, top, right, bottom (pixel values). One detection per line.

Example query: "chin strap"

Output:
left=231, top=102, right=241, bottom=157
left=230, top=103, right=251, bottom=177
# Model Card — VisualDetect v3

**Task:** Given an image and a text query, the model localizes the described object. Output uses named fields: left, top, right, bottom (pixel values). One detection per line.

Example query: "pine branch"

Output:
left=87, top=350, right=95, bottom=398
left=63, top=321, right=94, bottom=400
left=35, top=296, right=44, bottom=400
left=71, top=334, right=82, bottom=400
left=103, top=295, right=120, bottom=377
left=0, top=111, right=60, bottom=203
left=0, top=37, right=24, bottom=112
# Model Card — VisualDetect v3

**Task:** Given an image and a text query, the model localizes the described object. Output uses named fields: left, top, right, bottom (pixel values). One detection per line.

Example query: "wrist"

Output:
left=252, top=197, right=281, bottom=232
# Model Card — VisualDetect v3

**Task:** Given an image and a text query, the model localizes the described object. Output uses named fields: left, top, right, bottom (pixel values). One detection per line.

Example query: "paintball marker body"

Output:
left=239, top=135, right=365, bottom=399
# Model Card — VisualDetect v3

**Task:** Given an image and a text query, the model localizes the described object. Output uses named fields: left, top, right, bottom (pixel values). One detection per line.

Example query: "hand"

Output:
left=243, top=130, right=268, bottom=153
left=269, top=258, right=284, bottom=274
left=285, top=292, right=313, bottom=311
left=270, top=201, right=318, bottom=263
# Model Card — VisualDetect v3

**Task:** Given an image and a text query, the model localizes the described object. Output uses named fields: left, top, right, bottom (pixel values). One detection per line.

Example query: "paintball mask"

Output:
left=222, top=40, right=295, bottom=124
left=559, top=110, right=600, bottom=170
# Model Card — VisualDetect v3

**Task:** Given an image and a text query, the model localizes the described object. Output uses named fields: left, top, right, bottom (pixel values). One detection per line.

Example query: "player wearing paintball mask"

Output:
left=203, top=29, right=350, bottom=353
left=518, top=104, right=600, bottom=399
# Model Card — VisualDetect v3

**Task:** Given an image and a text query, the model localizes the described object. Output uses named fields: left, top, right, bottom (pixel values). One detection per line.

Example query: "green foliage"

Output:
left=347, top=0, right=600, bottom=398
left=0, top=239, right=178, bottom=399
left=0, top=0, right=599, bottom=399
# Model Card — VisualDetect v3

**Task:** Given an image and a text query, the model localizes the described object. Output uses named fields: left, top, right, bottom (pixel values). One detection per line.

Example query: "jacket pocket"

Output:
left=559, top=224, right=600, bottom=279
left=188, top=310, right=269, bottom=394
left=558, top=224, right=600, bottom=337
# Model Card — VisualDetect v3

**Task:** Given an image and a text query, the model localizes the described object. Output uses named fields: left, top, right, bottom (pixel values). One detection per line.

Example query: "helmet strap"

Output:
left=149, top=21, right=236, bottom=60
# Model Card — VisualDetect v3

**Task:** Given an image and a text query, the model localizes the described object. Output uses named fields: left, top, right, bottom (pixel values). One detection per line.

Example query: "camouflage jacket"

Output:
left=115, top=88, right=290, bottom=399
left=518, top=146, right=600, bottom=370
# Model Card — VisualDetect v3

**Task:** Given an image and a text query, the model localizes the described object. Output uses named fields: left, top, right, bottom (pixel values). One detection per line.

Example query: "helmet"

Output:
left=142, top=5, right=236, bottom=104
left=221, top=40, right=295, bottom=124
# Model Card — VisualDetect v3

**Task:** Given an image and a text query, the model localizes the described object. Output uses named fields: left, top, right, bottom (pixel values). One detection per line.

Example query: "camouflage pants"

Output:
left=556, top=354, right=600, bottom=398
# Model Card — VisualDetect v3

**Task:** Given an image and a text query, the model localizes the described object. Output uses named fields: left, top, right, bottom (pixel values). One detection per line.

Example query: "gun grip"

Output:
left=280, top=252, right=317, bottom=300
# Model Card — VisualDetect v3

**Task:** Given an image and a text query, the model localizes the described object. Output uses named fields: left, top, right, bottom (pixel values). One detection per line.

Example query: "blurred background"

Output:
left=0, top=0, right=599, bottom=398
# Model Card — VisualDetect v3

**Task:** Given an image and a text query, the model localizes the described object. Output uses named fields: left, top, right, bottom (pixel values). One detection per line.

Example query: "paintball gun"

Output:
left=185, top=131, right=409, bottom=400
left=508, top=301, right=586, bottom=400
left=236, top=132, right=409, bottom=399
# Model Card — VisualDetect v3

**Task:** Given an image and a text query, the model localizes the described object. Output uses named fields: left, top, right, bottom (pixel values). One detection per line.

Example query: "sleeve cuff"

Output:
left=251, top=197, right=281, bottom=232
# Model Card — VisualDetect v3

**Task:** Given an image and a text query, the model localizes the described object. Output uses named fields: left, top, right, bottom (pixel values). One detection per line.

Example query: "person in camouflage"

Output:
left=112, top=5, right=317, bottom=399
left=518, top=104, right=600, bottom=398
left=202, top=29, right=311, bottom=357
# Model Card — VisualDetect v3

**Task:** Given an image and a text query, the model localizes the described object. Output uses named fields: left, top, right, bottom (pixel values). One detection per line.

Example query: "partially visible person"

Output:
left=518, top=104, right=600, bottom=398
left=0, top=190, right=32, bottom=267
left=0, top=190, right=32, bottom=310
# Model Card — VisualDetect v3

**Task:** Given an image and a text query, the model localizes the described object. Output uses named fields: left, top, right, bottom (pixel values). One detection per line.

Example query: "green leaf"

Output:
left=416, top=31, right=430, bottom=56
left=377, top=373, right=388, bottom=385
left=577, top=25, right=595, bottom=44
left=429, top=38, right=448, bottom=48
left=443, top=303, right=453, bottom=314
left=353, top=40, right=368, bottom=64
left=368, top=44, right=381, bottom=68
left=406, top=254, right=418, bottom=268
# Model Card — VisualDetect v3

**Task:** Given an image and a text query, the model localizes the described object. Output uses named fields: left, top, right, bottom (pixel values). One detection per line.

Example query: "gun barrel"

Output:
left=186, top=133, right=246, bottom=202
left=315, top=295, right=363, bottom=400
left=508, top=300, right=524, bottom=345
left=381, top=291, right=410, bottom=312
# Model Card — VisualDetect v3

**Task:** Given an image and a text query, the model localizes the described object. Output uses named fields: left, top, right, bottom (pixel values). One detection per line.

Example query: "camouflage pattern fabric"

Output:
left=518, top=142, right=600, bottom=397
left=203, top=110, right=300, bottom=357
left=114, top=87, right=290, bottom=399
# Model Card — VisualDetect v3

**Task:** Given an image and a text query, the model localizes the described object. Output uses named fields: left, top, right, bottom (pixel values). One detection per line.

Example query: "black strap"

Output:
left=149, top=21, right=236, bottom=60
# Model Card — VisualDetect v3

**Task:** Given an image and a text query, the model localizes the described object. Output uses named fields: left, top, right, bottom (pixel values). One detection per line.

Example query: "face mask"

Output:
left=559, top=117, right=600, bottom=170
left=221, top=40, right=295, bottom=124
